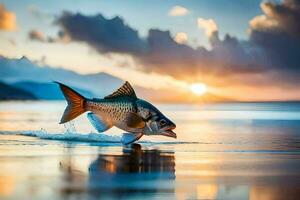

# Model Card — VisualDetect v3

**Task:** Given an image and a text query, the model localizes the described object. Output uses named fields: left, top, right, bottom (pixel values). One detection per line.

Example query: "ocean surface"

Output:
left=0, top=101, right=300, bottom=200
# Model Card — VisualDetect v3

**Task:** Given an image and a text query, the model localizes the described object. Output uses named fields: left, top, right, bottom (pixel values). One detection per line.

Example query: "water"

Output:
left=0, top=101, right=300, bottom=199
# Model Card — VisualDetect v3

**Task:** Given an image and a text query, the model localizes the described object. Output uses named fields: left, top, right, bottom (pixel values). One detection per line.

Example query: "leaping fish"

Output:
left=55, top=81, right=176, bottom=144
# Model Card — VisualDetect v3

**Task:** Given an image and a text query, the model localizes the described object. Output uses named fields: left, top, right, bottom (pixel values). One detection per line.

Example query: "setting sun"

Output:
left=190, top=83, right=207, bottom=96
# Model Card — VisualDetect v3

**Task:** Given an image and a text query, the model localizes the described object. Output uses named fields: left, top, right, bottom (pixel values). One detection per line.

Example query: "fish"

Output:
left=55, top=81, right=176, bottom=144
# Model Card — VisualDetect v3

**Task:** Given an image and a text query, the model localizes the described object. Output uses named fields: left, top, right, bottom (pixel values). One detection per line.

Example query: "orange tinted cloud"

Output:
left=198, top=18, right=218, bottom=38
left=249, top=0, right=300, bottom=35
left=28, top=30, right=45, bottom=41
left=174, top=32, right=188, bottom=44
left=168, top=6, right=188, bottom=17
left=0, top=4, right=16, bottom=31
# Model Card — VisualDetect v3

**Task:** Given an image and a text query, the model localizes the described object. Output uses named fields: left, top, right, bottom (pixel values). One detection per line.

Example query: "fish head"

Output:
left=136, top=100, right=177, bottom=138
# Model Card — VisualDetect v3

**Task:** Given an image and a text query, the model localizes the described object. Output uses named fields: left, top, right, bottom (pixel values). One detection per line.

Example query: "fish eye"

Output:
left=159, top=119, right=167, bottom=126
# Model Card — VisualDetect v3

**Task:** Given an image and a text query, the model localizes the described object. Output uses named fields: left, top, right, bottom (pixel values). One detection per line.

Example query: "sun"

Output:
left=190, top=83, right=207, bottom=96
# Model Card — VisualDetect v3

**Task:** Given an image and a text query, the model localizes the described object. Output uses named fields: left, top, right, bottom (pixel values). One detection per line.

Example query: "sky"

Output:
left=0, top=0, right=300, bottom=101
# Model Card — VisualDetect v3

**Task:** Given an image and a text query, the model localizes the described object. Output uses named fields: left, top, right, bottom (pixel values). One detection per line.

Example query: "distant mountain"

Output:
left=0, top=81, right=37, bottom=100
left=13, top=81, right=94, bottom=100
left=0, top=56, right=123, bottom=97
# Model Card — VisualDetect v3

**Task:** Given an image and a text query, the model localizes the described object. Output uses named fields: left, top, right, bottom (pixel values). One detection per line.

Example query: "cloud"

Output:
left=55, top=12, right=253, bottom=78
left=56, top=12, right=147, bottom=54
left=168, top=6, right=188, bottom=16
left=138, top=29, right=257, bottom=82
left=53, top=0, right=300, bottom=90
left=0, top=4, right=16, bottom=31
left=28, top=30, right=45, bottom=42
left=198, top=18, right=218, bottom=38
left=250, top=0, right=300, bottom=36
left=174, top=32, right=188, bottom=44
left=28, top=29, right=58, bottom=43
left=248, top=0, right=300, bottom=74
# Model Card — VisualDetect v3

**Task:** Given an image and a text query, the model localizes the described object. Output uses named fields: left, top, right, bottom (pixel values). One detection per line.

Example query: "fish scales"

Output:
left=86, top=98, right=136, bottom=122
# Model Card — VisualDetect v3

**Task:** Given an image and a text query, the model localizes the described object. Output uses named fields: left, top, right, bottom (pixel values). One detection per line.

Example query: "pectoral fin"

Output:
left=125, top=112, right=145, bottom=129
left=87, top=112, right=112, bottom=132
left=121, top=133, right=143, bottom=145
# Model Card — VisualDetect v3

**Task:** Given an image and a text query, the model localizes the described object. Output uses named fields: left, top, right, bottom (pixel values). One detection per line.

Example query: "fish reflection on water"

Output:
left=59, top=144, right=175, bottom=199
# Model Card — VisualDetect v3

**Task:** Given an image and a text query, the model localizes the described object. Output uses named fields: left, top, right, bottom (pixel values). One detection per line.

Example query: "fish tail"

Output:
left=55, top=82, right=87, bottom=124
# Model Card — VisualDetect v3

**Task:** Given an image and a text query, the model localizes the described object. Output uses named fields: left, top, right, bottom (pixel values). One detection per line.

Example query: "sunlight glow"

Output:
left=190, top=83, right=207, bottom=95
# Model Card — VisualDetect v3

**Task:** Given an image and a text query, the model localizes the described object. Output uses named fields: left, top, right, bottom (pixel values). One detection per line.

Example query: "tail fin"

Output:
left=55, top=82, right=86, bottom=124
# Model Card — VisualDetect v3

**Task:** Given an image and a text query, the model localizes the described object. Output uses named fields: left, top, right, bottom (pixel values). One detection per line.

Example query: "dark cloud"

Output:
left=54, top=1, right=300, bottom=87
left=56, top=12, right=147, bottom=54
left=250, top=0, right=300, bottom=36
left=249, top=0, right=300, bottom=75
left=56, top=12, right=258, bottom=79
left=137, top=29, right=264, bottom=81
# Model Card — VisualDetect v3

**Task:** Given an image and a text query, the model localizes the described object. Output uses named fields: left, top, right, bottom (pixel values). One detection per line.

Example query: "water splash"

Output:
left=20, top=130, right=122, bottom=143
left=63, top=121, right=77, bottom=134
left=0, top=122, right=190, bottom=144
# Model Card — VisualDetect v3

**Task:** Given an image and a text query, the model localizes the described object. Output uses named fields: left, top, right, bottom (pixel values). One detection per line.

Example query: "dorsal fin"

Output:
left=104, top=81, right=137, bottom=99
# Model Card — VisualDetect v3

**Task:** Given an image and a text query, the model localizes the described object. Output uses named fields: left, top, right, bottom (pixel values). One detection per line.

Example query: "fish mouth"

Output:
left=161, top=126, right=177, bottom=138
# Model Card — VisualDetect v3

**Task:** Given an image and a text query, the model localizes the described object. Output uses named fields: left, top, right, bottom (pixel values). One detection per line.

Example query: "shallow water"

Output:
left=0, top=101, right=300, bottom=199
